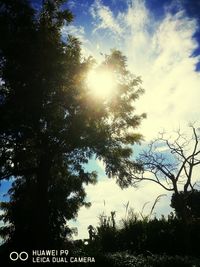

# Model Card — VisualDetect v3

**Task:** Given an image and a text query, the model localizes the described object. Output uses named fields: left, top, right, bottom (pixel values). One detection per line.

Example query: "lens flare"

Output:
left=87, top=70, right=115, bottom=98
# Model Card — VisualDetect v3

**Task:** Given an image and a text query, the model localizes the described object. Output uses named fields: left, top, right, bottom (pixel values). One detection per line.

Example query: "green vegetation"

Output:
left=101, top=252, right=200, bottom=267
left=84, top=197, right=200, bottom=255
left=0, top=0, right=144, bottom=249
left=76, top=203, right=200, bottom=266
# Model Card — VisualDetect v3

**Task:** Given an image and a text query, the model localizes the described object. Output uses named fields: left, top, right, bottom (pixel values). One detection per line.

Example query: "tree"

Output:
left=0, top=0, right=145, bottom=248
left=128, top=125, right=200, bottom=222
left=171, top=190, right=200, bottom=220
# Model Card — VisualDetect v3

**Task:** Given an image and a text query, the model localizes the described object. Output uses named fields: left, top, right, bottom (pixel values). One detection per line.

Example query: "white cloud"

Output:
left=125, top=0, right=150, bottom=32
left=130, top=8, right=199, bottom=139
left=62, top=25, right=86, bottom=43
left=90, top=0, right=122, bottom=35
left=69, top=177, right=172, bottom=239
left=69, top=0, right=200, bottom=239
left=88, top=0, right=200, bottom=140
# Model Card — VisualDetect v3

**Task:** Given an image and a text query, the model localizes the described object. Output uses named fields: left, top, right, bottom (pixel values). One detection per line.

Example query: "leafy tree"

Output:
left=0, top=0, right=145, bottom=248
left=171, top=190, right=200, bottom=220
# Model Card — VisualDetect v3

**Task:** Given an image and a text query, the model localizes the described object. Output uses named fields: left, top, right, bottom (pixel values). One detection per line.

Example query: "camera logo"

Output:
left=9, top=251, right=29, bottom=261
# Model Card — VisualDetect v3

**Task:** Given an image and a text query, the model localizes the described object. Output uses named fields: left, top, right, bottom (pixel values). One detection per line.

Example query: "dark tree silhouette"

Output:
left=0, top=0, right=145, bottom=248
left=171, top=190, right=200, bottom=220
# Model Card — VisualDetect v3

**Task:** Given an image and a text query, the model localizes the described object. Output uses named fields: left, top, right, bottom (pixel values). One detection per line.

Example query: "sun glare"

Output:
left=87, top=70, right=115, bottom=98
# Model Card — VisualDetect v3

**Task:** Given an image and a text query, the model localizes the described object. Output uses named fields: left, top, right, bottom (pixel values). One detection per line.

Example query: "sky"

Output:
left=63, top=0, right=200, bottom=240
left=1, top=0, right=200, bottom=241
left=63, top=0, right=200, bottom=139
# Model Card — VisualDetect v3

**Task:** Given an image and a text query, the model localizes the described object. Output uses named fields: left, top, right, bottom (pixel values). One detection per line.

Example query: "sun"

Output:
left=86, top=69, right=115, bottom=98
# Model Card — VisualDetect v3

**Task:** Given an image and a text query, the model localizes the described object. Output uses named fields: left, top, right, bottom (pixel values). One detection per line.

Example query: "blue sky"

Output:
left=63, top=0, right=200, bottom=239
left=1, top=0, right=200, bottom=240
left=66, top=0, right=200, bottom=67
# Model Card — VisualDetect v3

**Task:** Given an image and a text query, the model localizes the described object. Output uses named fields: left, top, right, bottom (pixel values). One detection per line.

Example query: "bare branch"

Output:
left=135, top=125, right=200, bottom=196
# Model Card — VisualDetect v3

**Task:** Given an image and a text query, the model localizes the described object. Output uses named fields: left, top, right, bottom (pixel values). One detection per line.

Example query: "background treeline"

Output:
left=92, top=213, right=200, bottom=256
left=74, top=215, right=200, bottom=266
left=74, top=192, right=200, bottom=267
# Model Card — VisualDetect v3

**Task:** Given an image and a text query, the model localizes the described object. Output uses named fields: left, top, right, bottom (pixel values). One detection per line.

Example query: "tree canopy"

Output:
left=0, top=0, right=145, bottom=248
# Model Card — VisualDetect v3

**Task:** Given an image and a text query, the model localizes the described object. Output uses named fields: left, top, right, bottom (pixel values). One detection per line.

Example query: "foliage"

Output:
left=103, top=252, right=200, bottom=267
left=95, top=212, right=119, bottom=252
left=91, top=209, right=200, bottom=256
left=171, top=190, right=200, bottom=220
left=0, top=0, right=144, bottom=247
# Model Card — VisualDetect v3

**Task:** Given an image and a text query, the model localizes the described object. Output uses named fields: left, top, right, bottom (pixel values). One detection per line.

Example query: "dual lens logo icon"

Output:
left=9, top=251, right=29, bottom=261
